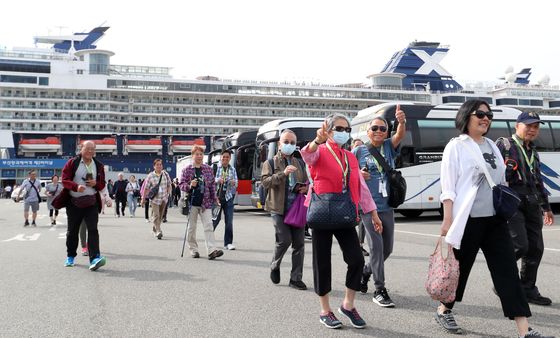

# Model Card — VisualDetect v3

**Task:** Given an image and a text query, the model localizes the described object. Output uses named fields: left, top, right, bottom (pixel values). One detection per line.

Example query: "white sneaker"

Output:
left=227, top=244, right=236, bottom=250
left=145, top=219, right=150, bottom=223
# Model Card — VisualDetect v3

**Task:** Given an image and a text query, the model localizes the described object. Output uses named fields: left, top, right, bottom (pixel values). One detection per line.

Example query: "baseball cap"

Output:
left=516, top=111, right=544, bottom=125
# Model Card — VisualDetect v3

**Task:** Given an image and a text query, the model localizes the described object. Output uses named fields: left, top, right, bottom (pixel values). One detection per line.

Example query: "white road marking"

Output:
left=3, top=233, right=40, bottom=241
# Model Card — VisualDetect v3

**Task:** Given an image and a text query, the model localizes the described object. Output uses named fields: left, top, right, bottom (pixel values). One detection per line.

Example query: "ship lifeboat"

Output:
left=19, top=137, right=62, bottom=153
left=78, top=137, right=117, bottom=153
left=169, top=138, right=206, bottom=153
left=125, top=138, right=162, bottom=153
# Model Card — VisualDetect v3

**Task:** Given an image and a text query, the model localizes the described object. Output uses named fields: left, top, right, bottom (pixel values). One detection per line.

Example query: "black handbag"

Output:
left=366, top=144, right=407, bottom=208
left=492, top=184, right=521, bottom=221
left=306, top=144, right=357, bottom=230
left=181, top=191, right=191, bottom=216
left=306, top=190, right=357, bottom=230
left=147, top=174, right=163, bottom=200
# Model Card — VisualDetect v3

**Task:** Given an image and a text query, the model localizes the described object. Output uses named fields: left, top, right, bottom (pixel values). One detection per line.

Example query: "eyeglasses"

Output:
left=370, top=125, right=388, bottom=132
left=471, top=110, right=493, bottom=120
left=333, top=126, right=352, bottom=133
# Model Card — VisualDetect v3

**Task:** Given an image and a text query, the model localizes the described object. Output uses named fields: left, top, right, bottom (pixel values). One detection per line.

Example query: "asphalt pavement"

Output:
left=0, top=200, right=558, bottom=338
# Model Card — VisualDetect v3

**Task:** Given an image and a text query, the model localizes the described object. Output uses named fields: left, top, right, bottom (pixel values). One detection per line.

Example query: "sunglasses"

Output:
left=333, top=126, right=352, bottom=133
left=370, top=125, right=388, bottom=132
left=472, top=110, right=493, bottom=120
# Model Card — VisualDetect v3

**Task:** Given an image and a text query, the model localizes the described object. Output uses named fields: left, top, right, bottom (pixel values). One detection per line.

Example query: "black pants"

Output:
left=442, top=216, right=531, bottom=319
left=508, top=198, right=545, bottom=297
left=66, top=202, right=100, bottom=262
left=312, top=227, right=364, bottom=296
left=358, top=220, right=366, bottom=245
left=49, top=209, right=59, bottom=217
left=115, top=196, right=127, bottom=216
left=144, top=200, right=150, bottom=219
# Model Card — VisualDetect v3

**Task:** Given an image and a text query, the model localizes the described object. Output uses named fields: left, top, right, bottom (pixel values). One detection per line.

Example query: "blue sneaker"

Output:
left=319, top=311, right=342, bottom=329
left=338, top=306, right=366, bottom=329
left=89, top=256, right=106, bottom=271
left=64, top=257, right=75, bottom=267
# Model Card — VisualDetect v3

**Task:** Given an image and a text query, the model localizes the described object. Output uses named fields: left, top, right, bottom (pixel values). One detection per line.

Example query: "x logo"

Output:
left=411, top=49, right=452, bottom=77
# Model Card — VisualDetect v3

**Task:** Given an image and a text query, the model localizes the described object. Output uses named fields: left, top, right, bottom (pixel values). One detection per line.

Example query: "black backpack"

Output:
left=364, top=144, right=407, bottom=208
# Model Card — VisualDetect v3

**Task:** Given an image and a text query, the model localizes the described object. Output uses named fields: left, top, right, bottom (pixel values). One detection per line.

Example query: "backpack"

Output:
left=362, top=144, right=407, bottom=208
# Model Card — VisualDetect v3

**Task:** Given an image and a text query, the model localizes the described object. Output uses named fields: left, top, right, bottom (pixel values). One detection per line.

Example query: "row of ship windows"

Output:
left=0, top=100, right=363, bottom=112
left=0, top=122, right=241, bottom=135
left=0, top=110, right=328, bottom=121
left=0, top=88, right=429, bottom=104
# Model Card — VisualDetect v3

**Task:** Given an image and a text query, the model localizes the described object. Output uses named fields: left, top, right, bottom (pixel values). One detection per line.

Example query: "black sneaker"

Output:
left=435, top=310, right=462, bottom=334
left=526, top=293, right=552, bottom=306
left=361, top=247, right=369, bottom=256
left=191, top=252, right=200, bottom=258
left=24, top=220, right=29, bottom=227
left=208, top=249, right=223, bottom=260
left=360, top=273, right=370, bottom=294
left=289, top=280, right=307, bottom=290
left=338, top=306, right=366, bottom=329
left=32, top=221, right=37, bottom=227
left=162, top=218, right=167, bottom=223
left=520, top=327, right=555, bottom=338
left=372, top=288, right=395, bottom=307
left=319, top=311, right=342, bottom=329
left=304, top=230, right=312, bottom=240
left=270, top=268, right=280, bottom=284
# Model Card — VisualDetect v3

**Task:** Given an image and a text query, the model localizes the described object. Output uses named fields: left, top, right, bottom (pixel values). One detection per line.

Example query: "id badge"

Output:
left=380, top=179, right=388, bottom=197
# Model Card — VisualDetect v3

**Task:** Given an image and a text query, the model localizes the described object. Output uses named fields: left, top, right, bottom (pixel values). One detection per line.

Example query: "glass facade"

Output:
left=89, top=53, right=110, bottom=75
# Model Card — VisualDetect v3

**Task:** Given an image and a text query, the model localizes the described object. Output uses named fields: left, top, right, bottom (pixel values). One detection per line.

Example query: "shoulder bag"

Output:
left=147, top=174, right=163, bottom=200
left=306, top=144, right=357, bottom=230
left=367, top=143, right=407, bottom=208
left=460, top=140, right=521, bottom=221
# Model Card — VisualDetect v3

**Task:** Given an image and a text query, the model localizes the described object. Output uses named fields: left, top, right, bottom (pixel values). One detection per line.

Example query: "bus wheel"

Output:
left=399, top=210, right=423, bottom=218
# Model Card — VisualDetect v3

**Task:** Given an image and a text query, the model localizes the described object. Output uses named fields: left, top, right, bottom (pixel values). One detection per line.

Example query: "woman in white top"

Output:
left=126, top=175, right=140, bottom=217
left=436, top=100, right=552, bottom=338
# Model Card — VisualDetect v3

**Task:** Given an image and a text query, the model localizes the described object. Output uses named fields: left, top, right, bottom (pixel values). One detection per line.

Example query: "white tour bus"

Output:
left=251, top=118, right=323, bottom=208
left=351, top=102, right=560, bottom=217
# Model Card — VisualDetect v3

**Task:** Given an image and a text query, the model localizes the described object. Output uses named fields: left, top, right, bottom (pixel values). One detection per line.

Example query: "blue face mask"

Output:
left=280, top=143, right=296, bottom=155
left=333, top=131, right=350, bottom=146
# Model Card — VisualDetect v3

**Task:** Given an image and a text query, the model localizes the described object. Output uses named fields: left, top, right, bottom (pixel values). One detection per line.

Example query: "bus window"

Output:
left=417, top=120, right=457, bottom=152
left=550, top=122, right=560, bottom=150
left=532, top=122, right=555, bottom=151
left=508, top=121, right=555, bottom=151
left=485, top=121, right=510, bottom=141
left=236, top=147, right=255, bottom=180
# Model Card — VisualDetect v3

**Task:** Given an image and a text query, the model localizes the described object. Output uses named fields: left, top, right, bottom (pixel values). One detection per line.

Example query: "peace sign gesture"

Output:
left=315, top=121, right=329, bottom=144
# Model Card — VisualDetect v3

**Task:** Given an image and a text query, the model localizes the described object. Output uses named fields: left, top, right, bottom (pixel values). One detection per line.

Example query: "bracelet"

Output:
left=313, top=139, right=324, bottom=145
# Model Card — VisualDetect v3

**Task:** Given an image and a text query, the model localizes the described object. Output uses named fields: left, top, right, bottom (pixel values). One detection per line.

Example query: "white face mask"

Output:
left=280, top=143, right=296, bottom=155
left=333, top=131, right=350, bottom=145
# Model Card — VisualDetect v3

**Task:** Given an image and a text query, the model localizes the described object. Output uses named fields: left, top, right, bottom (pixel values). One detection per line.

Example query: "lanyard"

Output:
left=369, top=144, right=385, bottom=174
left=221, top=166, right=229, bottom=181
left=326, top=142, right=349, bottom=189
left=84, top=160, right=93, bottom=174
left=512, top=135, right=535, bottom=173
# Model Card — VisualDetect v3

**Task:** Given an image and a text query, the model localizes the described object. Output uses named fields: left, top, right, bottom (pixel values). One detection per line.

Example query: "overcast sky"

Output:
left=1, top=0, right=557, bottom=86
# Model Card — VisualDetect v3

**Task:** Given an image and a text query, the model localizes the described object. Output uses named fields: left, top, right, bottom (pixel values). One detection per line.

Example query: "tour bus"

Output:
left=214, top=130, right=257, bottom=206
left=251, top=118, right=323, bottom=208
left=351, top=102, right=560, bottom=217
left=177, top=131, right=256, bottom=207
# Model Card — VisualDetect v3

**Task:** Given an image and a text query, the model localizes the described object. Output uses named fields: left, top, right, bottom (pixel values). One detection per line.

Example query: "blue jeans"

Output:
left=127, top=193, right=137, bottom=216
left=213, top=196, right=235, bottom=246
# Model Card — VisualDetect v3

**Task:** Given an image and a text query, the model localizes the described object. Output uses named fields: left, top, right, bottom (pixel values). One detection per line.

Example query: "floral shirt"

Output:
left=179, top=164, right=217, bottom=210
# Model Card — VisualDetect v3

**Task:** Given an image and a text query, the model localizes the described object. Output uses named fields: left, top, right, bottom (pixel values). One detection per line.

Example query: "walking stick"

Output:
left=180, top=190, right=195, bottom=257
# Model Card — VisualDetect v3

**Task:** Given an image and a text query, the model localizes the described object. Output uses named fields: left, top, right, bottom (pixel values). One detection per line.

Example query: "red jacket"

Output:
left=53, top=156, right=106, bottom=212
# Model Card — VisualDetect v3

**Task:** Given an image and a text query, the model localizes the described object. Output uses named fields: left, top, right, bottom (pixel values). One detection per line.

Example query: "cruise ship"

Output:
left=1, top=26, right=559, bottom=183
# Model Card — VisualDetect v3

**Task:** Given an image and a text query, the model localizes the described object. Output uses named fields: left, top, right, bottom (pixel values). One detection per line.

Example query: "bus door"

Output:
left=251, top=137, right=278, bottom=208
left=233, top=143, right=255, bottom=206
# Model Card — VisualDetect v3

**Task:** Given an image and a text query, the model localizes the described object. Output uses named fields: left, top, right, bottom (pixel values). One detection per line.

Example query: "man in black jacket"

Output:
left=112, top=173, right=128, bottom=217
left=496, top=112, right=555, bottom=306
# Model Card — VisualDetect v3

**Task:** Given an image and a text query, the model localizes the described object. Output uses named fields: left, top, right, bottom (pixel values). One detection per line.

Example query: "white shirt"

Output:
left=70, top=159, right=97, bottom=197
left=440, top=134, right=506, bottom=249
